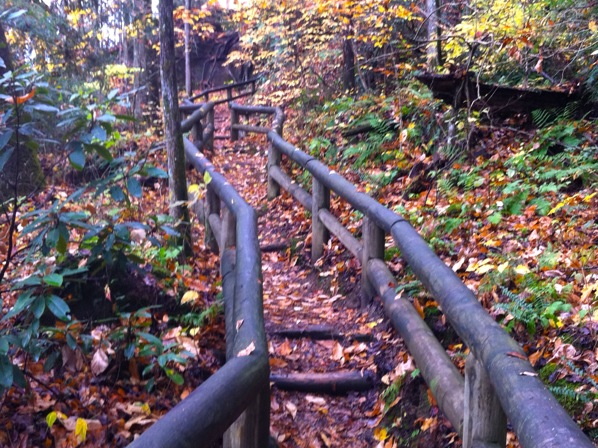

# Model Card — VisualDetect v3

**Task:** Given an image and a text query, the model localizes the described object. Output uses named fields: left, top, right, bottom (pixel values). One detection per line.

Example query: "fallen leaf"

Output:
left=305, top=395, right=327, bottom=406
left=91, top=348, right=110, bottom=376
left=285, top=401, right=297, bottom=419
left=506, top=351, right=528, bottom=361
left=237, top=341, right=255, bottom=357
left=181, top=290, right=199, bottom=304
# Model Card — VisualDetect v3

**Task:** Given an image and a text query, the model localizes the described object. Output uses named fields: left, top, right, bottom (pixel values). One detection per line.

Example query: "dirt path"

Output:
left=196, top=117, right=403, bottom=447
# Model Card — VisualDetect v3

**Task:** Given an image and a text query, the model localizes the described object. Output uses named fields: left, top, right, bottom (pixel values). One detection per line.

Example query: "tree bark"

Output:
left=159, top=0, right=192, bottom=254
left=426, top=0, right=442, bottom=68
left=133, top=0, right=150, bottom=123
left=184, top=0, right=192, bottom=96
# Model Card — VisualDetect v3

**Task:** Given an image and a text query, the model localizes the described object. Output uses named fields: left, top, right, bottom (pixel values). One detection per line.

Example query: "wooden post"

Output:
left=463, top=354, right=507, bottom=448
left=311, top=178, right=330, bottom=262
left=220, top=204, right=236, bottom=257
left=207, top=107, right=215, bottom=151
left=227, top=86, right=233, bottom=102
left=223, top=383, right=270, bottom=448
left=267, top=144, right=282, bottom=200
left=230, top=105, right=239, bottom=141
left=361, top=216, right=384, bottom=306
left=204, top=186, right=220, bottom=253
left=192, top=120, right=203, bottom=148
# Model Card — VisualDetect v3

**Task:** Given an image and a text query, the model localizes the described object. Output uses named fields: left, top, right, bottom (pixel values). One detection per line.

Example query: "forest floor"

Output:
left=1, top=98, right=596, bottom=448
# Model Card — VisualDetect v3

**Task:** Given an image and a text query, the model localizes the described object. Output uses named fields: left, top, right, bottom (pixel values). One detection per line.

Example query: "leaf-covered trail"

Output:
left=205, top=126, right=453, bottom=446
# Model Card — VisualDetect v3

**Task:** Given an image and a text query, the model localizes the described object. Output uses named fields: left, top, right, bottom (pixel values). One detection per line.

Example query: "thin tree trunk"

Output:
left=184, top=0, right=191, bottom=96
left=159, top=0, right=192, bottom=254
left=342, top=25, right=356, bottom=91
left=426, top=0, right=442, bottom=69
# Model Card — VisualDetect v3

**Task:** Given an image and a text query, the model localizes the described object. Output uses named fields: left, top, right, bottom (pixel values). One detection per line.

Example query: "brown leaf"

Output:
left=91, top=348, right=110, bottom=376
left=506, top=351, right=528, bottom=361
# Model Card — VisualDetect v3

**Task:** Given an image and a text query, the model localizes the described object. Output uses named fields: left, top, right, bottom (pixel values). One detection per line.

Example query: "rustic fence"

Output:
left=128, top=94, right=269, bottom=447
left=228, top=102, right=594, bottom=448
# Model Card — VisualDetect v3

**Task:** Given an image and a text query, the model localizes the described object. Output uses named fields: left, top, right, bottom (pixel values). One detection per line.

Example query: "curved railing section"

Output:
left=229, top=102, right=594, bottom=448
left=128, top=98, right=268, bottom=447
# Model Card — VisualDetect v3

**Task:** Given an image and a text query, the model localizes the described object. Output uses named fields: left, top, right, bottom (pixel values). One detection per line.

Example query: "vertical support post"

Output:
left=220, top=204, right=236, bottom=257
left=204, top=186, right=220, bottom=253
left=227, top=86, right=233, bottom=102
left=311, top=178, right=330, bottom=262
left=230, top=104, right=239, bottom=141
left=192, top=120, right=203, bottom=148
left=206, top=107, right=215, bottom=151
left=361, top=216, right=385, bottom=306
left=223, top=383, right=270, bottom=448
left=267, top=143, right=281, bottom=200
left=463, top=353, right=507, bottom=448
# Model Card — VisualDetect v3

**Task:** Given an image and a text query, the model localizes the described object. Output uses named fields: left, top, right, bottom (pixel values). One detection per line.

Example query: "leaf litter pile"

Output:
left=1, top=102, right=597, bottom=447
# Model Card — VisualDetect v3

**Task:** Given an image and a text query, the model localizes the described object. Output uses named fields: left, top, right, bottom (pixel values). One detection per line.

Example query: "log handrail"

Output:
left=128, top=98, right=268, bottom=447
left=188, top=77, right=258, bottom=103
left=230, top=102, right=594, bottom=448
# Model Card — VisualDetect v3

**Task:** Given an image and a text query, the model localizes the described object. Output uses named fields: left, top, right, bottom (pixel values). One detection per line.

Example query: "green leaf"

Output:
left=165, top=369, right=184, bottom=385
left=0, top=147, right=14, bottom=172
left=0, top=356, right=13, bottom=388
left=0, top=338, right=8, bottom=355
left=43, top=273, right=63, bottom=287
left=127, top=177, right=142, bottom=198
left=107, top=89, right=119, bottom=100
left=46, top=295, right=70, bottom=321
left=203, top=171, right=212, bottom=185
left=31, top=296, right=46, bottom=319
left=0, top=129, right=13, bottom=150
left=137, top=332, right=163, bottom=347
left=144, top=166, right=168, bottom=178
left=109, top=186, right=126, bottom=202
left=97, top=114, right=116, bottom=123
left=3, top=291, right=35, bottom=320
left=69, top=149, right=86, bottom=170
left=488, top=212, right=502, bottom=225
left=31, top=103, right=59, bottom=113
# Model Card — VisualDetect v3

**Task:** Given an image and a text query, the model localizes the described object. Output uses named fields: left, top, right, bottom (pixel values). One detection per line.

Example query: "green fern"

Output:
left=531, top=103, right=578, bottom=128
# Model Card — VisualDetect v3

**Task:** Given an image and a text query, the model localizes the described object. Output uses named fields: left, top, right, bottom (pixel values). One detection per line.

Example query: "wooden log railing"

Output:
left=128, top=101, right=268, bottom=448
left=229, top=102, right=594, bottom=448
left=187, top=77, right=258, bottom=105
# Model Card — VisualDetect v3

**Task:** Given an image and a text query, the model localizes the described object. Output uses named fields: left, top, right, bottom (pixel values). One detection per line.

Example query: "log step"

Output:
left=270, top=324, right=373, bottom=342
left=270, top=370, right=375, bottom=394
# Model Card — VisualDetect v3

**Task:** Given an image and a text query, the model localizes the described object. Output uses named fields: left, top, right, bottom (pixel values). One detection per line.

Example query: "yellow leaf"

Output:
left=589, top=21, right=597, bottom=32
left=46, top=411, right=57, bottom=428
left=475, top=264, right=496, bottom=275
left=514, top=264, right=530, bottom=275
left=75, top=418, right=87, bottom=443
left=181, top=290, right=199, bottom=304
left=188, top=184, right=200, bottom=194
left=203, top=171, right=212, bottom=185
left=497, top=262, right=510, bottom=273
left=374, top=427, right=389, bottom=441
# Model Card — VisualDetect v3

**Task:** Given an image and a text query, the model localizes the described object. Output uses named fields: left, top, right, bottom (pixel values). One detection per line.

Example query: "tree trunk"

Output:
left=159, top=0, right=192, bottom=254
left=184, top=0, right=192, bottom=96
left=133, top=0, right=150, bottom=123
left=342, top=26, right=356, bottom=91
left=426, top=0, right=442, bottom=69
